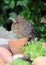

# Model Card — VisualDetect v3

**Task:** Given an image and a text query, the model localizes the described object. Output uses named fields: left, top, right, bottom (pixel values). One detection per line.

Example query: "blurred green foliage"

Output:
left=6, top=58, right=30, bottom=65
left=22, top=40, right=46, bottom=61
left=0, top=0, right=46, bottom=41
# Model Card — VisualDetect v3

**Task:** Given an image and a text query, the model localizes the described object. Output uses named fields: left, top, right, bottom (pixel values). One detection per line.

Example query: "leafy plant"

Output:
left=6, top=58, right=30, bottom=65
left=22, top=41, right=46, bottom=61
left=17, top=0, right=28, bottom=7
left=34, top=23, right=46, bottom=42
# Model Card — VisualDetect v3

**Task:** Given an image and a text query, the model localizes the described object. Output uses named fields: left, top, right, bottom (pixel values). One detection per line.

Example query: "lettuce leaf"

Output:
left=6, top=58, right=30, bottom=65
left=22, top=41, right=46, bottom=61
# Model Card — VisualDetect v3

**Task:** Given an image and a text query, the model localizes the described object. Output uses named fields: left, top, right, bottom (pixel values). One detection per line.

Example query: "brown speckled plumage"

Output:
left=11, top=15, right=36, bottom=39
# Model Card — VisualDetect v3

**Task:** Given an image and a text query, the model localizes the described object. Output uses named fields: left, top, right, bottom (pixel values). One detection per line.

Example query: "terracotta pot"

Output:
left=8, top=38, right=28, bottom=55
left=0, top=47, right=12, bottom=63
left=32, top=56, right=46, bottom=65
left=41, top=43, right=46, bottom=47
left=0, top=57, right=5, bottom=65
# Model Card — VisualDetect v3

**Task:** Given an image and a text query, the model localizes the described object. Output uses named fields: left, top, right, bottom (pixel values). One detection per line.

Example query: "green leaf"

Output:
left=9, top=0, right=15, bottom=9
left=9, top=12, right=17, bottom=18
left=40, top=38, right=46, bottom=42
left=20, top=8, right=31, bottom=20
left=6, top=58, right=30, bottom=65
left=17, top=0, right=28, bottom=7
left=43, top=3, right=46, bottom=6
left=6, top=63, right=10, bottom=65
left=4, top=0, right=9, bottom=4
left=4, top=0, right=15, bottom=9
left=22, top=41, right=46, bottom=61
left=29, top=19, right=34, bottom=24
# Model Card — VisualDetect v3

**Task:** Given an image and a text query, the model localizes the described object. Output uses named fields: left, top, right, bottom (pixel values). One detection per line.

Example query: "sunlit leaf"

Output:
left=9, top=12, right=17, bottom=18
left=9, top=0, right=15, bottom=9
left=17, top=0, right=28, bottom=7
